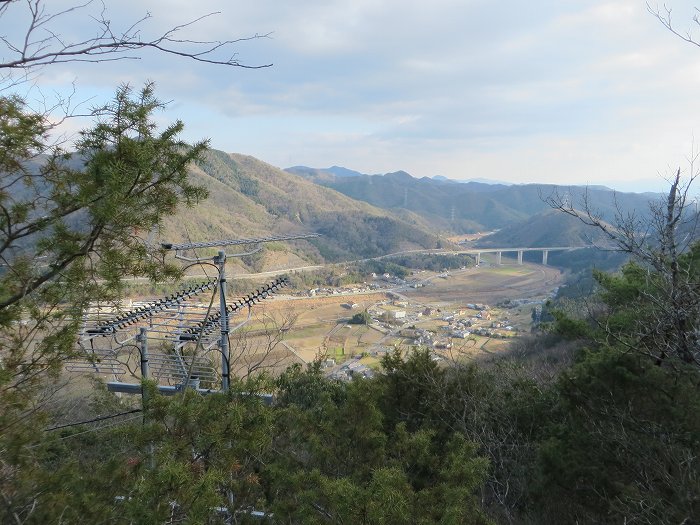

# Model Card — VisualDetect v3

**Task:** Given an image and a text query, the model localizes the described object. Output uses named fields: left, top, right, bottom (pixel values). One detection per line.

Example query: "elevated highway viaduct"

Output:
left=455, top=246, right=585, bottom=265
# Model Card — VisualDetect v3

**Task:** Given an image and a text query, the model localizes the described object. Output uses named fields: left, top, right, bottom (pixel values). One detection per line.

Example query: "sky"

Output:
left=5, top=0, right=700, bottom=192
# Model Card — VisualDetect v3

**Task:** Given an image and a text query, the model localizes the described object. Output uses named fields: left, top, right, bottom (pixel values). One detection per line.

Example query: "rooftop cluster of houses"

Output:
left=372, top=273, right=408, bottom=286
left=328, top=356, right=375, bottom=382
left=300, top=284, right=381, bottom=298
left=466, top=303, right=490, bottom=311
left=321, top=296, right=529, bottom=382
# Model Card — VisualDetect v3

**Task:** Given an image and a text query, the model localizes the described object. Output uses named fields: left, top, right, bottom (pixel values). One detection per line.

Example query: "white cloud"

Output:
left=6, top=0, right=700, bottom=191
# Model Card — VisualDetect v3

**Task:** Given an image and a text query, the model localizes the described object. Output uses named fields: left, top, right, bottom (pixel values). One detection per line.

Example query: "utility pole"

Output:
left=139, top=327, right=150, bottom=391
left=216, top=250, right=230, bottom=392
left=138, top=327, right=155, bottom=469
left=161, top=233, right=320, bottom=393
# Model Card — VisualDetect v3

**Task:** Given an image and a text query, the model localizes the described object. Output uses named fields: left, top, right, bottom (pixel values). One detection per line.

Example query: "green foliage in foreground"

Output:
left=532, top=250, right=700, bottom=524
left=4, top=264, right=700, bottom=523
left=535, top=348, right=700, bottom=524
left=1, top=362, right=492, bottom=524
left=0, top=85, right=208, bottom=425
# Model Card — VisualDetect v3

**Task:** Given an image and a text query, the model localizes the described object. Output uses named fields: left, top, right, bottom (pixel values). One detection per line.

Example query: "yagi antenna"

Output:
left=160, top=232, right=317, bottom=391
left=161, top=233, right=320, bottom=263
left=77, top=233, right=317, bottom=397
left=178, top=277, right=289, bottom=341
left=86, top=279, right=217, bottom=335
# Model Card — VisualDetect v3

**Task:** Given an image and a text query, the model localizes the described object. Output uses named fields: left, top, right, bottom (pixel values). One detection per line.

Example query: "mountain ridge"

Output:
left=286, top=166, right=661, bottom=234
left=159, top=150, right=445, bottom=271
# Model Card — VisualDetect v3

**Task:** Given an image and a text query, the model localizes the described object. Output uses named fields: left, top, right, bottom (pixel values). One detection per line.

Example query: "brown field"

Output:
left=405, top=261, right=562, bottom=306
left=245, top=261, right=563, bottom=370
left=234, top=294, right=393, bottom=365
left=67, top=261, right=563, bottom=387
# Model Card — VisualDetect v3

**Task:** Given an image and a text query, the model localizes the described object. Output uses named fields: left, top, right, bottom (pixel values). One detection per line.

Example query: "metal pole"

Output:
left=217, top=250, right=230, bottom=392
left=139, top=327, right=150, bottom=382
left=138, top=327, right=155, bottom=469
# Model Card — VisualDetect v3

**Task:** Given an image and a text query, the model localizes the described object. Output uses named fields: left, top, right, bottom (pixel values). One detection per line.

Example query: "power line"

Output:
left=161, top=233, right=320, bottom=251
left=44, top=408, right=142, bottom=432
left=45, top=415, right=145, bottom=444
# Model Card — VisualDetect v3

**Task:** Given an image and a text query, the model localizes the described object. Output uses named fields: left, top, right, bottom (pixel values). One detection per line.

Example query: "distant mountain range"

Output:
left=7, top=150, right=676, bottom=275
left=286, top=165, right=369, bottom=178
left=165, top=158, right=699, bottom=273
left=285, top=165, right=659, bottom=235
left=473, top=209, right=615, bottom=248
left=432, top=175, right=513, bottom=186
left=287, top=166, right=513, bottom=186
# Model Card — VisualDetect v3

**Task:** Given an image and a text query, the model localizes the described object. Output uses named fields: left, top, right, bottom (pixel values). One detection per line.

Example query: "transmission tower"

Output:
left=562, top=191, right=572, bottom=210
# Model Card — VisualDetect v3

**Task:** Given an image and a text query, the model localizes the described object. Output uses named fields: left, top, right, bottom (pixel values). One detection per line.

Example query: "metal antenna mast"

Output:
left=216, top=250, right=230, bottom=391
left=161, top=233, right=320, bottom=392
left=69, top=232, right=319, bottom=397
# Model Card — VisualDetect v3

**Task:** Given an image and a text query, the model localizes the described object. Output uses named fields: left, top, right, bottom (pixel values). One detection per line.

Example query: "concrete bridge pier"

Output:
left=542, top=250, right=549, bottom=265
left=517, top=250, right=523, bottom=265
left=475, top=252, right=481, bottom=266
left=496, top=251, right=502, bottom=265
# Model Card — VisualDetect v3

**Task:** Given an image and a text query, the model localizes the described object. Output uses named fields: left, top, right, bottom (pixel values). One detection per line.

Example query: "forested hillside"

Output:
left=291, top=167, right=659, bottom=234
left=159, top=150, right=443, bottom=266
left=474, top=209, right=615, bottom=248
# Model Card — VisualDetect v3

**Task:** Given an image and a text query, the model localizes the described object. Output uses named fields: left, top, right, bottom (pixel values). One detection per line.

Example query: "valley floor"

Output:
left=235, top=258, right=564, bottom=377
left=67, top=257, right=564, bottom=386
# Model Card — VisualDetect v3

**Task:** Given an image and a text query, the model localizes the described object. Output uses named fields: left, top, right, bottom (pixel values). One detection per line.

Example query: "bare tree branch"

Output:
left=547, top=160, right=700, bottom=367
left=648, top=2, right=700, bottom=50
left=0, top=0, right=272, bottom=89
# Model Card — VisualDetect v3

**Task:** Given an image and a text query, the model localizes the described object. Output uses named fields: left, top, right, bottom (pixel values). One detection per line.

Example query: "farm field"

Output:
left=74, top=261, right=564, bottom=386
left=236, top=294, right=392, bottom=364
left=247, top=260, right=564, bottom=372
left=403, top=259, right=562, bottom=306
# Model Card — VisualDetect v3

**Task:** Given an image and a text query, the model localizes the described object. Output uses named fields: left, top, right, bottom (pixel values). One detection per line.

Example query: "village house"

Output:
left=379, top=305, right=406, bottom=322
